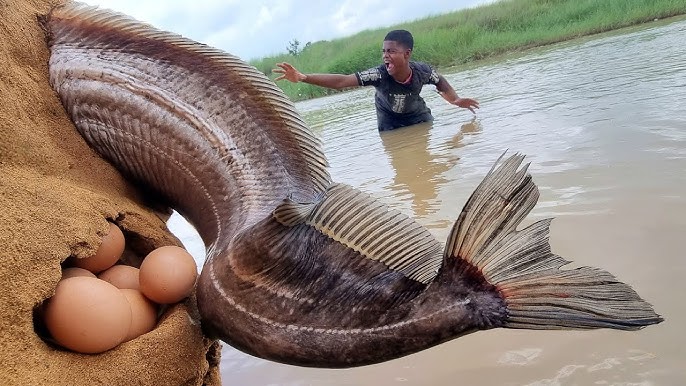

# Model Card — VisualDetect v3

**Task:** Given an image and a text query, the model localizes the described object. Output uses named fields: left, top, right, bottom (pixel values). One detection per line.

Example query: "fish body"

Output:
left=198, top=212, right=505, bottom=367
left=41, top=3, right=662, bottom=368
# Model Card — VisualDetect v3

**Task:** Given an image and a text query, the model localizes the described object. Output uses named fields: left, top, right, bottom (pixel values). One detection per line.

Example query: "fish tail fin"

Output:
left=443, top=153, right=663, bottom=330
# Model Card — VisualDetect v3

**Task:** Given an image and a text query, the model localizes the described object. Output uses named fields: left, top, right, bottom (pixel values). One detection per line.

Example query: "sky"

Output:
left=81, top=0, right=493, bottom=60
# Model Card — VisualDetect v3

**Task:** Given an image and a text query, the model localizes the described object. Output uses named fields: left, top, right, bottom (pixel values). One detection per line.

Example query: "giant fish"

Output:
left=39, top=2, right=662, bottom=368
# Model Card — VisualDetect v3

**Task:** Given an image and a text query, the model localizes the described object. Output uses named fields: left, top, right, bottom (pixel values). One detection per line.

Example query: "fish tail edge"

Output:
left=443, top=152, right=663, bottom=331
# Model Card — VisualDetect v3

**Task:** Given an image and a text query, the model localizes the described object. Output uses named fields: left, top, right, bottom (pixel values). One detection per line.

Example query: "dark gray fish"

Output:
left=40, top=3, right=662, bottom=368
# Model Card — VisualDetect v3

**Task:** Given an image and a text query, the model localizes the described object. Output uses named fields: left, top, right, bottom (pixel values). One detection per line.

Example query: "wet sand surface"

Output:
left=0, top=2, right=220, bottom=384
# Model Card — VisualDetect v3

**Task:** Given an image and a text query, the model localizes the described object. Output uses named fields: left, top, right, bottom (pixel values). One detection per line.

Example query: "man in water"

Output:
left=273, top=29, right=479, bottom=132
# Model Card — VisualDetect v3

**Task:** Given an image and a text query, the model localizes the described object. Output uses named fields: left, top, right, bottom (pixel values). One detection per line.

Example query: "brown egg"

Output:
left=98, top=265, right=140, bottom=290
left=120, top=289, right=158, bottom=341
left=72, top=222, right=125, bottom=273
left=43, top=276, right=132, bottom=354
left=139, top=246, right=198, bottom=304
left=61, top=267, right=96, bottom=280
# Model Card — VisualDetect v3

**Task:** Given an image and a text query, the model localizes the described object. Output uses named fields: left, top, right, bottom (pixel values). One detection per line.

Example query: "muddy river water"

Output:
left=169, top=16, right=686, bottom=386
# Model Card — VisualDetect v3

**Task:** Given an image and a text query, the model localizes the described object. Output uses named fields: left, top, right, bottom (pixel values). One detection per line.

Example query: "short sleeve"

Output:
left=355, top=66, right=383, bottom=86
left=412, top=62, right=440, bottom=85
left=428, top=68, right=440, bottom=85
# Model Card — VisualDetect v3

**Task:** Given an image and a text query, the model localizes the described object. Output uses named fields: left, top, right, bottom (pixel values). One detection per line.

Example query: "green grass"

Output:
left=249, top=0, right=686, bottom=101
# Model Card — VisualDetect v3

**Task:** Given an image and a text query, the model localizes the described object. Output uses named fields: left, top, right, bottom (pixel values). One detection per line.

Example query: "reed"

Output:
left=249, top=0, right=686, bottom=101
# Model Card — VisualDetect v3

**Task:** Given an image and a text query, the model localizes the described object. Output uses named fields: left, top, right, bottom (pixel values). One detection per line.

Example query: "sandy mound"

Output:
left=0, top=1, right=221, bottom=384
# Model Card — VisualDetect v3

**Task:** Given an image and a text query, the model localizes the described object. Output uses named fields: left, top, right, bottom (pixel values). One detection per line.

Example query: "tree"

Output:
left=287, top=39, right=301, bottom=56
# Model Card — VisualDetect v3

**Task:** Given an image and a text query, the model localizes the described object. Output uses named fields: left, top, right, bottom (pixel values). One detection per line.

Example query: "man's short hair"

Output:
left=384, top=30, right=414, bottom=50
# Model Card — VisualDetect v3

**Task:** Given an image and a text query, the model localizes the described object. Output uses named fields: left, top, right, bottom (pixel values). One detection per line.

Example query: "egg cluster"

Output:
left=41, top=222, right=199, bottom=354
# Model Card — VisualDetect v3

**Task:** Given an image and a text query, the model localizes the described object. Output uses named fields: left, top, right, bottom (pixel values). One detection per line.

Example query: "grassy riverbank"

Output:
left=250, top=0, right=686, bottom=101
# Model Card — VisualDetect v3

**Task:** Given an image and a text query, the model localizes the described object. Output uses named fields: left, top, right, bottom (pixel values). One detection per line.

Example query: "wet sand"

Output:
left=0, top=1, right=220, bottom=384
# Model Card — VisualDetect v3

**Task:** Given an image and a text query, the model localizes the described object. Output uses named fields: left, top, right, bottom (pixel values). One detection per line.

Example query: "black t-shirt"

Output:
left=355, top=61, right=440, bottom=131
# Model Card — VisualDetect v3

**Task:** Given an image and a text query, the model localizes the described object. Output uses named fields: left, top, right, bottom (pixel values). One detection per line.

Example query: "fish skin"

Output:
left=40, top=2, right=662, bottom=369
left=197, top=215, right=506, bottom=367
left=41, top=2, right=331, bottom=247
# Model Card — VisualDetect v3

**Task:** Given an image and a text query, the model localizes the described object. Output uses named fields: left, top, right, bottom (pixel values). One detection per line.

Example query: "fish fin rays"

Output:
left=273, top=197, right=318, bottom=227
left=443, top=152, right=663, bottom=330
left=297, top=183, right=443, bottom=284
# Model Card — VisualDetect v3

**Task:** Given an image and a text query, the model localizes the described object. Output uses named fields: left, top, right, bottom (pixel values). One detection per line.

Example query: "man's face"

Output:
left=382, top=40, right=411, bottom=76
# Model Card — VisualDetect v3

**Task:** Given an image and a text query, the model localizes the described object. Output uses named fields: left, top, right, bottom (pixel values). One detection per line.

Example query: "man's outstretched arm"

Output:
left=436, top=75, right=480, bottom=114
left=273, top=62, right=359, bottom=90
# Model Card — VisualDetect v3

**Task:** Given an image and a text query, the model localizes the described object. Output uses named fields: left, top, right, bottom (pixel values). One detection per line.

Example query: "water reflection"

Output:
left=379, top=119, right=482, bottom=220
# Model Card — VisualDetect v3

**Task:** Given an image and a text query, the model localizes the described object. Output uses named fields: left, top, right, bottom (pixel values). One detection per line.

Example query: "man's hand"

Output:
left=450, top=97, right=480, bottom=114
left=273, top=62, right=306, bottom=83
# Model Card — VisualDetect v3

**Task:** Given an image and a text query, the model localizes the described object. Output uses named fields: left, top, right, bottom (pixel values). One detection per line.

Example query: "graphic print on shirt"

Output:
left=429, top=69, right=439, bottom=84
left=358, top=68, right=382, bottom=83
left=390, top=94, right=407, bottom=113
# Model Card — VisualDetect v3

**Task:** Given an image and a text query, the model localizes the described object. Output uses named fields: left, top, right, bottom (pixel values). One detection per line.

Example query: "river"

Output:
left=168, top=16, right=686, bottom=386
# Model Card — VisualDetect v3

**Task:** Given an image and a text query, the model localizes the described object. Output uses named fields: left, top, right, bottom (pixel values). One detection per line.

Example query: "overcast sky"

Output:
left=81, top=0, right=493, bottom=60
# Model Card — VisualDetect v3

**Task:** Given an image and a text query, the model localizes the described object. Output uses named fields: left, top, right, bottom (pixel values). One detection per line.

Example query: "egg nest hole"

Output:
left=33, top=227, right=167, bottom=350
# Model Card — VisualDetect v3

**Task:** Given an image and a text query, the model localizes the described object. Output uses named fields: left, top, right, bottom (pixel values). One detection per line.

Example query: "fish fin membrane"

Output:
left=444, top=152, right=663, bottom=330
left=273, top=197, right=318, bottom=226
left=302, top=183, right=443, bottom=284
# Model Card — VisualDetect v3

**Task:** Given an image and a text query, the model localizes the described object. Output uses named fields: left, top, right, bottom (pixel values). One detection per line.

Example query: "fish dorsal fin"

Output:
left=284, top=183, right=443, bottom=284
left=43, top=3, right=331, bottom=201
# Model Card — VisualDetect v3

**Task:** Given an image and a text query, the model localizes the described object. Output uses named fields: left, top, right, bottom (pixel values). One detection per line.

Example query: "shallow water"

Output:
left=169, top=16, right=686, bottom=385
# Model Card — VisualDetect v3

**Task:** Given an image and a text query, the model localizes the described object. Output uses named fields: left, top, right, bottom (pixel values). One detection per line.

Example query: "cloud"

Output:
left=82, top=0, right=493, bottom=60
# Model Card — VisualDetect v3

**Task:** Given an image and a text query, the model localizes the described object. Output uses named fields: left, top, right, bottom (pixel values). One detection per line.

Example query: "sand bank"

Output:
left=0, top=1, right=221, bottom=384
